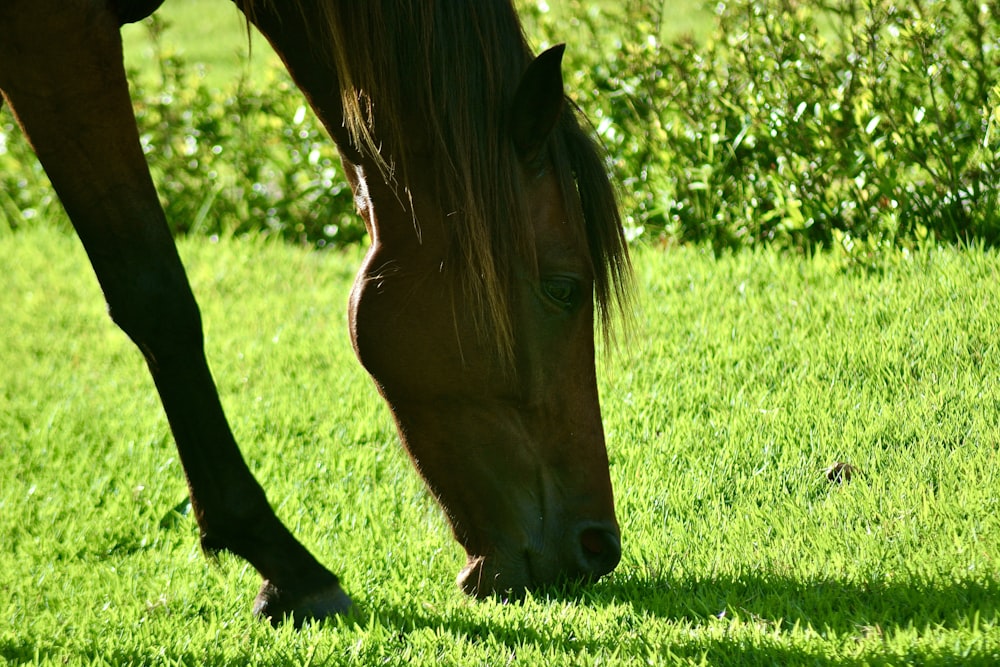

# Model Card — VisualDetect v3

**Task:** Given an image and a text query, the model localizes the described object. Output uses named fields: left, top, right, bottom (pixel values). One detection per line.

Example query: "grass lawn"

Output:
left=121, top=1, right=277, bottom=88
left=2, top=227, right=1000, bottom=664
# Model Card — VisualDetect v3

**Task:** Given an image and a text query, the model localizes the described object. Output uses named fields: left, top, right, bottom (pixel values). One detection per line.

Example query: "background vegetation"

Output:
left=536, top=0, right=1000, bottom=259
left=3, top=0, right=998, bottom=262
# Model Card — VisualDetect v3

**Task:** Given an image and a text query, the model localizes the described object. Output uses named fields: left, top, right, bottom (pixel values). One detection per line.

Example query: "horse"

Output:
left=0, top=0, right=631, bottom=624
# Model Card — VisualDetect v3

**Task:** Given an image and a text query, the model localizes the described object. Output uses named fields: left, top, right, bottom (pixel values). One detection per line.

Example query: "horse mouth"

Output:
left=455, top=532, right=620, bottom=599
left=456, top=551, right=536, bottom=599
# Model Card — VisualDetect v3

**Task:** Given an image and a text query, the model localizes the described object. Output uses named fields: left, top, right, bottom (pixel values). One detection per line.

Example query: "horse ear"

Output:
left=510, top=44, right=566, bottom=163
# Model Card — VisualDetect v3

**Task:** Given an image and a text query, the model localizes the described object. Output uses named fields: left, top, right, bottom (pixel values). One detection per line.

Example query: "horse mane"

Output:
left=251, top=0, right=631, bottom=357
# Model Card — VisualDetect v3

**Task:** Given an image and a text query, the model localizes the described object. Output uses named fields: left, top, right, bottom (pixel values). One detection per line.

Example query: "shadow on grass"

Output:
left=595, top=569, right=1000, bottom=632
left=361, top=571, right=1000, bottom=665
left=3, top=573, right=997, bottom=665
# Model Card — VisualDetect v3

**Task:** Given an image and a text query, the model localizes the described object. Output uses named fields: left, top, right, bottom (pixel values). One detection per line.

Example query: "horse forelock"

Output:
left=250, top=0, right=631, bottom=359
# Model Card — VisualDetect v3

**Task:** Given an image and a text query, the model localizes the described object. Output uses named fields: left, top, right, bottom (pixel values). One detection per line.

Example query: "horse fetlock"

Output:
left=253, top=579, right=355, bottom=627
left=196, top=498, right=340, bottom=598
left=195, top=498, right=282, bottom=558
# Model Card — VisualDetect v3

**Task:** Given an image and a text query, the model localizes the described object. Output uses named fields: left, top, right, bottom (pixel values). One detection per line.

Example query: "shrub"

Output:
left=0, top=111, right=68, bottom=232
left=3, top=3, right=999, bottom=260
left=538, top=0, right=1000, bottom=258
left=133, top=59, right=360, bottom=246
left=0, top=16, right=362, bottom=247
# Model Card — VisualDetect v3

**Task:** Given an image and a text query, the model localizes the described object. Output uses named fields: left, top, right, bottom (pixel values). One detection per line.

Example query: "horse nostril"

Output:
left=580, top=528, right=607, bottom=555
left=574, top=523, right=621, bottom=579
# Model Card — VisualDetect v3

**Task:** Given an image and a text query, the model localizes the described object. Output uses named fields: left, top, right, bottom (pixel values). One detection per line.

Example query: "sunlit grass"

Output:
left=121, top=0, right=275, bottom=88
left=2, top=227, right=1000, bottom=664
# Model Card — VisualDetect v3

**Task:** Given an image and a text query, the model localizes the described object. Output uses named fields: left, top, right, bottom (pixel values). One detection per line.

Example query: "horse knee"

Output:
left=102, top=265, right=205, bottom=364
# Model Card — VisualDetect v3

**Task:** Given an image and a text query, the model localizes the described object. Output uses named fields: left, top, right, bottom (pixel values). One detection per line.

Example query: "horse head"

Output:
left=346, top=44, right=627, bottom=597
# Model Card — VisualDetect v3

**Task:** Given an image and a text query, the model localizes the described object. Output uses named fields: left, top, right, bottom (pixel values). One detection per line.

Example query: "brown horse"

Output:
left=0, top=0, right=631, bottom=624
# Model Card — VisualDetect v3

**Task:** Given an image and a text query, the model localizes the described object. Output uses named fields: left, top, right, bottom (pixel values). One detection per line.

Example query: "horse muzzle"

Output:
left=456, top=519, right=622, bottom=598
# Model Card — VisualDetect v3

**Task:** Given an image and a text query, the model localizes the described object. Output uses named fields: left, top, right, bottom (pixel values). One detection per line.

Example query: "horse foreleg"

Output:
left=0, top=4, right=350, bottom=624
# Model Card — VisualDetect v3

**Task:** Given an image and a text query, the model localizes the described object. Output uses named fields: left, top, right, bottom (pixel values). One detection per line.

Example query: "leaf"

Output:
left=159, top=496, right=193, bottom=530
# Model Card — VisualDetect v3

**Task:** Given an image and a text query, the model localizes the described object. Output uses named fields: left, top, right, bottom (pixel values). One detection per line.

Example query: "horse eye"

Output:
left=542, top=277, right=577, bottom=308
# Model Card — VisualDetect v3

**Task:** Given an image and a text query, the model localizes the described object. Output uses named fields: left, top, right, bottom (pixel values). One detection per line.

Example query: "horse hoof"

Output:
left=252, top=579, right=355, bottom=627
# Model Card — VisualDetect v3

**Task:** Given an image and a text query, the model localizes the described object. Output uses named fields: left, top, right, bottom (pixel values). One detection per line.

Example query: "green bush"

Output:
left=542, top=0, right=1000, bottom=259
left=0, top=16, right=361, bottom=247
left=3, top=3, right=999, bottom=260
left=0, top=113, right=67, bottom=232
left=132, top=47, right=362, bottom=247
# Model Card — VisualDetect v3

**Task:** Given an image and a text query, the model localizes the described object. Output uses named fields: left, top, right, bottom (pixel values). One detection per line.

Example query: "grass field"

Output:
left=121, top=1, right=277, bottom=87
left=2, top=227, right=1000, bottom=664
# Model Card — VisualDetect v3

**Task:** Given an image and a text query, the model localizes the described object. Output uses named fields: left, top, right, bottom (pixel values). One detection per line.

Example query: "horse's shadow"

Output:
left=596, top=569, right=999, bottom=628
left=365, top=570, right=1000, bottom=664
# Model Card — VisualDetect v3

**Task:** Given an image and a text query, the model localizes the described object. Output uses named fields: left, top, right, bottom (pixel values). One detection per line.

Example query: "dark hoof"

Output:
left=825, top=461, right=859, bottom=484
left=252, top=579, right=355, bottom=627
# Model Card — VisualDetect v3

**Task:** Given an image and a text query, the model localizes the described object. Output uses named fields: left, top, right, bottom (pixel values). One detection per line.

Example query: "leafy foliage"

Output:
left=3, top=2, right=1000, bottom=260
left=536, top=0, right=1000, bottom=260
left=131, top=43, right=363, bottom=247
left=0, top=16, right=361, bottom=247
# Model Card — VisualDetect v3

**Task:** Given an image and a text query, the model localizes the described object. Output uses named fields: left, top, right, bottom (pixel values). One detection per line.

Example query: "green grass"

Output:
left=2, top=226, right=1000, bottom=664
left=121, top=1, right=278, bottom=87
